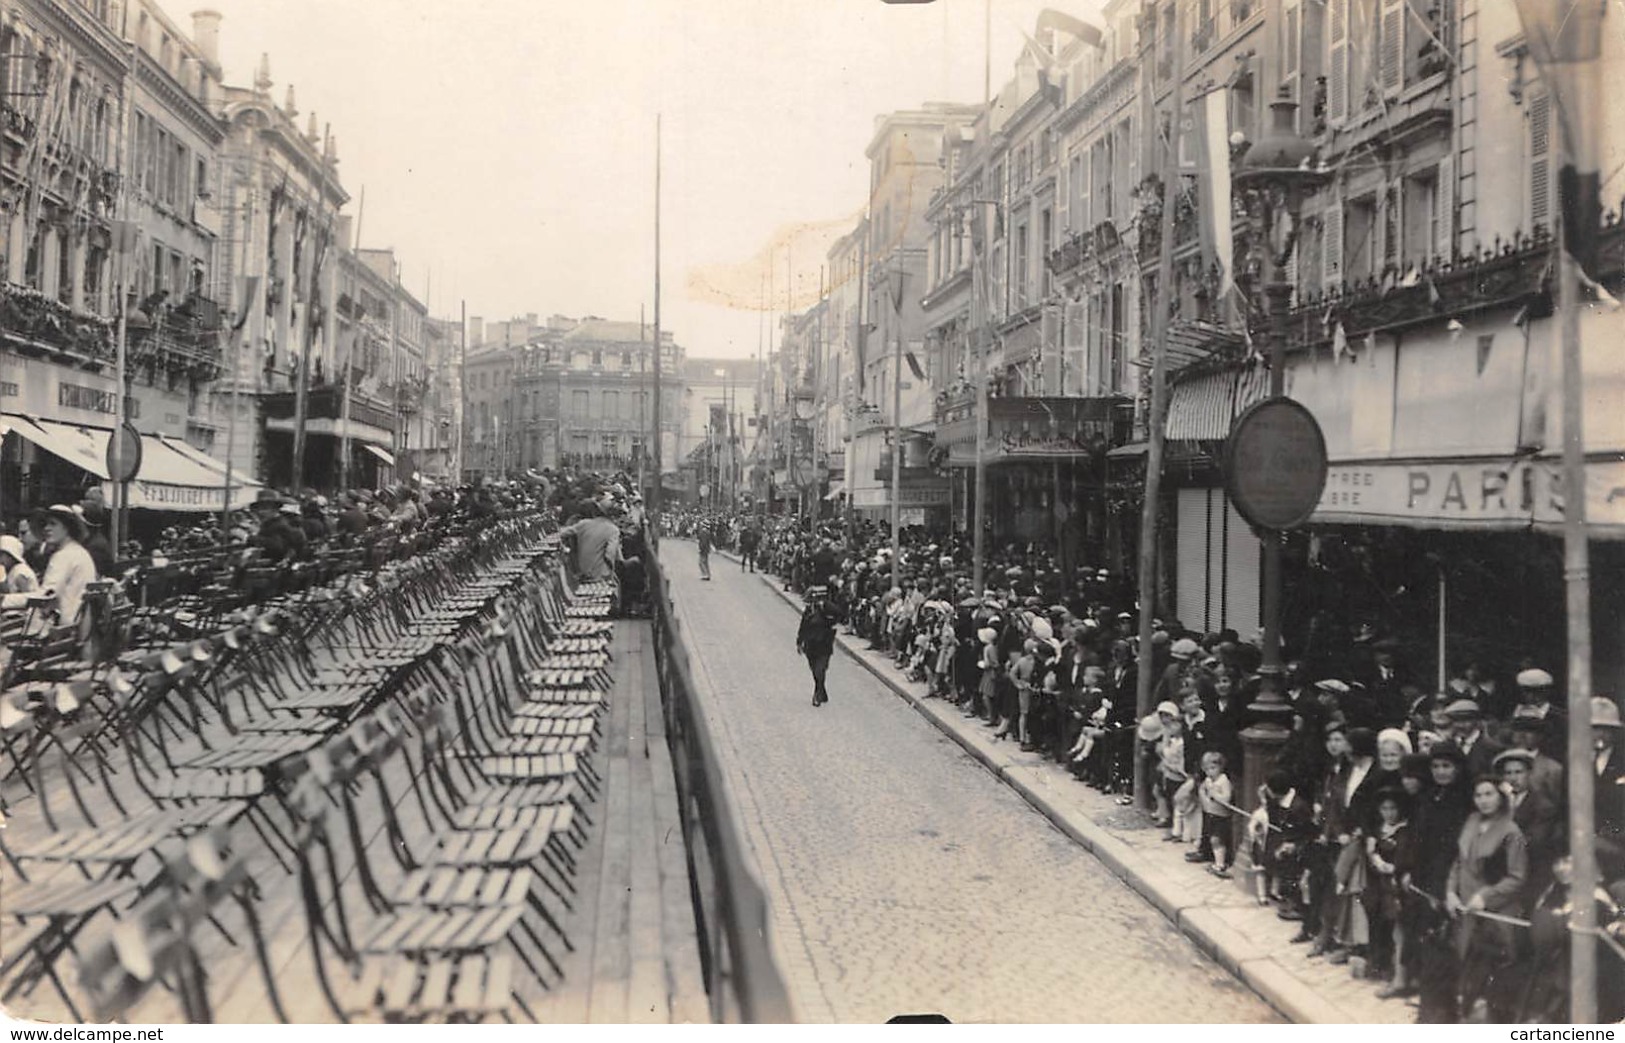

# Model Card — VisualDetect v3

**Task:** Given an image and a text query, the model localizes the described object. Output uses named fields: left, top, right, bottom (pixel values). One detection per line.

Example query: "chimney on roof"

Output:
left=190, top=10, right=221, bottom=69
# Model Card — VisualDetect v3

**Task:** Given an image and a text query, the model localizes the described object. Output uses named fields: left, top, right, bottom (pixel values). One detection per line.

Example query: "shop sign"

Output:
left=1315, top=456, right=1625, bottom=532
left=1225, top=396, right=1329, bottom=530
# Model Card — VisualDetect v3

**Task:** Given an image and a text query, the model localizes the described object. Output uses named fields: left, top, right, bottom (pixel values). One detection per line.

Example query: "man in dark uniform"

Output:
left=738, top=522, right=760, bottom=572
left=797, top=585, right=837, bottom=708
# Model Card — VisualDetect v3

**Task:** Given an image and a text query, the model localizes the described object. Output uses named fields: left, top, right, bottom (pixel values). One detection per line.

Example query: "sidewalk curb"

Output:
left=722, top=552, right=1364, bottom=1025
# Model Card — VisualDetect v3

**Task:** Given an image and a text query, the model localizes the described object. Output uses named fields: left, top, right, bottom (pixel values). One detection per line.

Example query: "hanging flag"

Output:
left=1332, top=321, right=1349, bottom=362
left=905, top=350, right=925, bottom=380
left=1426, top=276, right=1441, bottom=307
left=1193, top=87, right=1235, bottom=301
left=1036, top=9, right=1105, bottom=49
left=1477, top=333, right=1494, bottom=375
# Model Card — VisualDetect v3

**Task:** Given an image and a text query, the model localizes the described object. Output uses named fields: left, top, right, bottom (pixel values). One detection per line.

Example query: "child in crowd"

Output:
left=1250, top=769, right=1316, bottom=911
left=1197, top=750, right=1235, bottom=878
left=1153, top=702, right=1187, bottom=838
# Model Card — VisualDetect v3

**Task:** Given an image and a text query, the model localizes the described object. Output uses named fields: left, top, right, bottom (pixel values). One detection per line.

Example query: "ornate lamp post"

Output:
left=1230, top=89, right=1328, bottom=804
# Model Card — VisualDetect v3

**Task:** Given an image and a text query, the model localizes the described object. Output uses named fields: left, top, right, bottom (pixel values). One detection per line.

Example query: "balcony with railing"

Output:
left=0, top=285, right=114, bottom=364
left=127, top=296, right=223, bottom=380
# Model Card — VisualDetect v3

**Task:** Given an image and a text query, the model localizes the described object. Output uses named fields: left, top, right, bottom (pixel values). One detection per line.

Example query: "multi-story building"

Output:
left=121, top=1, right=227, bottom=460
left=918, top=16, right=1133, bottom=561
left=0, top=1, right=247, bottom=518
left=1104, top=0, right=1625, bottom=690
left=461, top=314, right=684, bottom=483
left=554, top=317, right=682, bottom=475
left=214, top=46, right=348, bottom=491
left=848, top=103, right=979, bottom=525
left=677, top=356, right=757, bottom=509
left=424, top=314, right=463, bottom=479
left=820, top=218, right=864, bottom=512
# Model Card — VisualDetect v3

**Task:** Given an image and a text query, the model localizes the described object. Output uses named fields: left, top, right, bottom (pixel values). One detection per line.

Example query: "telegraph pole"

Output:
left=650, top=114, right=663, bottom=541
left=1132, top=0, right=1187, bottom=809
left=457, top=298, right=466, bottom=480
left=339, top=185, right=363, bottom=492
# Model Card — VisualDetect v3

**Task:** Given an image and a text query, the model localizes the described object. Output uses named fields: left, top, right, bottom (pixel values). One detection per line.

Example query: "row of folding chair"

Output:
left=51, top=533, right=620, bottom=1022
left=0, top=515, right=579, bottom=1019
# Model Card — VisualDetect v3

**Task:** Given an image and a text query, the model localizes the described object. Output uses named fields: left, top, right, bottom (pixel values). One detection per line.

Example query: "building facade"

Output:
left=678, top=355, right=757, bottom=509
left=0, top=0, right=244, bottom=519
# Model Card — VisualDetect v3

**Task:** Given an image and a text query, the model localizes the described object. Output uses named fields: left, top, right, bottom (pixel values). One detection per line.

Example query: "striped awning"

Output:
left=1164, top=364, right=1270, bottom=441
left=1165, top=321, right=1245, bottom=369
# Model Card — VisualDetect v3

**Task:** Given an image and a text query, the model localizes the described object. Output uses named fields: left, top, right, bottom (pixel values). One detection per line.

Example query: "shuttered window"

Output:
left=1379, top=0, right=1404, bottom=95
left=1329, top=0, right=1349, bottom=122
left=1322, top=191, right=1344, bottom=290
left=1529, top=91, right=1552, bottom=231
left=1435, top=155, right=1454, bottom=259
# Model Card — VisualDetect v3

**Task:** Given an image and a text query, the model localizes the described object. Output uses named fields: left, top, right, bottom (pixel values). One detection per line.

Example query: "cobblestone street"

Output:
left=666, top=543, right=1277, bottom=1023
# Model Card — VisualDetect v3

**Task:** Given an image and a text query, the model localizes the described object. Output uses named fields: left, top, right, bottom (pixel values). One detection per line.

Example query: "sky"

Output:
left=197, top=0, right=1098, bottom=358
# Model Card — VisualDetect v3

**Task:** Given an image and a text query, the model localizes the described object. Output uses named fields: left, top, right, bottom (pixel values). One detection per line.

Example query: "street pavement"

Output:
left=665, top=542, right=1277, bottom=1024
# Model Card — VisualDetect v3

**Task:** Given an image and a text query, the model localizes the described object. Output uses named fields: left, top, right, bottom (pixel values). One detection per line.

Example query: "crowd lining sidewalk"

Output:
left=721, top=549, right=1414, bottom=1025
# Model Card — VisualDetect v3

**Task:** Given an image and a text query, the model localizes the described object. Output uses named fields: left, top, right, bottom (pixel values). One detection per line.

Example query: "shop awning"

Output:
left=823, top=480, right=846, bottom=501
left=2, top=414, right=263, bottom=512
left=2, top=415, right=111, bottom=478
left=116, top=436, right=263, bottom=512
left=1165, top=364, right=1270, bottom=441
left=362, top=444, right=396, bottom=467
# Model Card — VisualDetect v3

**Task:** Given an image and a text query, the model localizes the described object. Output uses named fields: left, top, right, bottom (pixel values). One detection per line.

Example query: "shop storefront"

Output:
left=936, top=393, right=1132, bottom=561
left=2, top=413, right=264, bottom=525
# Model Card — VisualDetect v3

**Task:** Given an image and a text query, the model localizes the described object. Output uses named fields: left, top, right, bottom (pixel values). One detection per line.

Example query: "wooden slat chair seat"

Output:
left=348, top=953, right=526, bottom=1024
left=505, top=702, right=601, bottom=721
left=282, top=731, right=554, bottom=1023
left=4, top=872, right=144, bottom=920
left=77, top=828, right=285, bottom=1025
left=503, top=716, right=598, bottom=739
left=462, top=734, right=594, bottom=759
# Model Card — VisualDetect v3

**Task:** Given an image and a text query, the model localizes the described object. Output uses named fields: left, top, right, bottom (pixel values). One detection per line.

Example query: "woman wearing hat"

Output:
left=0, top=534, right=38, bottom=594
left=13, top=505, right=98, bottom=626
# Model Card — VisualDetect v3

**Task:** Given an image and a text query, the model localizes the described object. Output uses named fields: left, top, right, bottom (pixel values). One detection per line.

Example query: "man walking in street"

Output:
left=798, top=585, right=837, bottom=707
left=738, top=521, right=759, bottom=572
left=697, top=518, right=713, bottom=581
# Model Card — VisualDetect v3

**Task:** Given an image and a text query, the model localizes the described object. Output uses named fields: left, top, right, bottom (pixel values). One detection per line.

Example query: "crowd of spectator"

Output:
left=666, top=509, right=1625, bottom=1024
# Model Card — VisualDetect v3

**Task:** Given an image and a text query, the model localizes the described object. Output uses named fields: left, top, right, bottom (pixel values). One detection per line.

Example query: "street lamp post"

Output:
left=1231, top=90, right=1329, bottom=809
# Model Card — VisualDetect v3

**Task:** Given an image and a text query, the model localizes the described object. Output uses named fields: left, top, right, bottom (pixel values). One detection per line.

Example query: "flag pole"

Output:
left=650, top=114, right=663, bottom=544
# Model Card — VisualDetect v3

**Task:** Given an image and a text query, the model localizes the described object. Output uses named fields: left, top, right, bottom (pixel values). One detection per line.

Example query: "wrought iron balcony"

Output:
left=0, top=285, right=114, bottom=363
left=127, top=296, right=223, bottom=380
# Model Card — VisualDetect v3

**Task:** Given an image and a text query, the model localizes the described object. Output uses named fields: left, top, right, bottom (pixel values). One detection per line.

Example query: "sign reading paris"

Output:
left=1223, top=396, right=1328, bottom=531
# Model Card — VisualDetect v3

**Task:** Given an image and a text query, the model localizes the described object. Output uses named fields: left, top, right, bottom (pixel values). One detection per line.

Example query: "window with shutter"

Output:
left=1323, top=192, right=1344, bottom=290
left=1382, top=182, right=1400, bottom=266
left=1328, top=0, right=1349, bottom=122
left=1529, top=91, right=1551, bottom=232
left=1380, top=0, right=1403, bottom=95
left=1283, top=1, right=1301, bottom=80
left=1435, top=154, right=1454, bottom=259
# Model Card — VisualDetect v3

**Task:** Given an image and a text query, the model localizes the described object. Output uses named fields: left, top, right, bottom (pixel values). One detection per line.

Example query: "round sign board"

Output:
left=1223, top=396, right=1328, bottom=531
left=106, top=421, right=142, bottom=484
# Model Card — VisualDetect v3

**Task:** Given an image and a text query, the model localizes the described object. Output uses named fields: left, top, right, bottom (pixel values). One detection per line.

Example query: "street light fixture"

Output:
left=1229, top=89, right=1327, bottom=728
